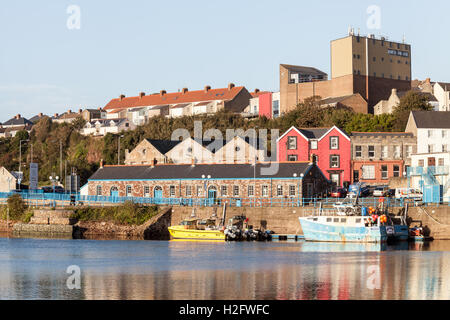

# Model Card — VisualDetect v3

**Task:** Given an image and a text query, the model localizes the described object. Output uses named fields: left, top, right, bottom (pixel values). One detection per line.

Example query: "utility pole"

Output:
left=118, top=135, right=124, bottom=165
left=60, top=140, right=63, bottom=182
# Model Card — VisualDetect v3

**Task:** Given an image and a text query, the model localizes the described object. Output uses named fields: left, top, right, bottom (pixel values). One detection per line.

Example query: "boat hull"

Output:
left=168, top=226, right=225, bottom=241
left=299, top=218, right=387, bottom=243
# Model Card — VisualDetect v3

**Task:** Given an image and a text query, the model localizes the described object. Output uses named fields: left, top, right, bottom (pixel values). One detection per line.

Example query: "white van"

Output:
left=395, top=188, right=423, bottom=200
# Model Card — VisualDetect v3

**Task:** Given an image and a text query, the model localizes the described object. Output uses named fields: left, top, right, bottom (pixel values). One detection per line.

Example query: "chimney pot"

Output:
left=38, top=113, right=43, bottom=117
left=204, top=85, right=211, bottom=93
left=160, top=90, right=167, bottom=97
left=68, top=109, right=72, bottom=114
left=182, top=88, right=188, bottom=94
left=54, top=113, right=59, bottom=118
left=79, top=109, right=82, bottom=114
left=228, top=83, right=235, bottom=91
left=119, top=94, right=125, bottom=101
left=139, top=92, right=145, bottom=99
left=254, top=89, right=260, bottom=94
left=15, top=114, right=21, bottom=119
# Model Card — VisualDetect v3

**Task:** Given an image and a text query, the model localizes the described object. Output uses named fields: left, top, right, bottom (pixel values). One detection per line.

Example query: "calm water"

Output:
left=0, top=235, right=449, bottom=300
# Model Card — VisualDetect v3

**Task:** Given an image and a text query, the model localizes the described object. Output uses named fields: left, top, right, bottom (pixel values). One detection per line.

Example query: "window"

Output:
left=96, top=185, right=102, bottom=196
left=247, top=185, right=254, bottom=197
left=368, top=146, right=375, bottom=158
left=362, top=165, right=375, bottom=180
left=277, top=185, right=283, bottom=197
left=330, top=137, right=339, bottom=150
left=393, top=166, right=400, bottom=177
left=394, top=146, right=401, bottom=159
left=126, top=185, right=132, bottom=197
left=186, top=185, right=192, bottom=197
left=289, top=185, right=296, bottom=197
left=382, top=146, right=388, bottom=159
left=169, top=185, right=176, bottom=197
left=428, top=145, right=434, bottom=153
left=197, top=185, right=203, bottom=197
left=418, top=160, right=424, bottom=167
left=233, top=186, right=240, bottom=197
left=288, top=155, right=298, bottom=162
left=381, top=166, right=388, bottom=180
left=428, top=130, right=433, bottom=138
left=221, top=185, right=228, bottom=197
left=287, top=137, right=297, bottom=150
left=355, top=146, right=362, bottom=158
left=330, top=155, right=340, bottom=168
left=406, top=145, right=413, bottom=158
left=439, top=158, right=445, bottom=166
left=310, top=140, right=318, bottom=150
left=443, top=130, right=447, bottom=138
left=443, top=145, right=448, bottom=153
left=144, top=186, right=150, bottom=197
left=262, top=185, right=269, bottom=197
left=373, top=57, right=376, bottom=62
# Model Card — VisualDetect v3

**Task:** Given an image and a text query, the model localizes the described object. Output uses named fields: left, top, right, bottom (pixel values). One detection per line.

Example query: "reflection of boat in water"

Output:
left=299, top=241, right=388, bottom=252
left=168, top=218, right=225, bottom=241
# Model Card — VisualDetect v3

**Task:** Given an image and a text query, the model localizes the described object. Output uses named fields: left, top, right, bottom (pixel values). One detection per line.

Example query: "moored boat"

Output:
left=168, top=218, right=226, bottom=241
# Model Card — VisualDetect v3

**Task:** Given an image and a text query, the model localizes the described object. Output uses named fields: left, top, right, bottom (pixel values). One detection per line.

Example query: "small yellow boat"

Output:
left=168, top=218, right=226, bottom=241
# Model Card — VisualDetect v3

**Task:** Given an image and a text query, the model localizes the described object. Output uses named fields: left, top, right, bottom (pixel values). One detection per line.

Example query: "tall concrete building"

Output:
left=280, top=32, right=412, bottom=115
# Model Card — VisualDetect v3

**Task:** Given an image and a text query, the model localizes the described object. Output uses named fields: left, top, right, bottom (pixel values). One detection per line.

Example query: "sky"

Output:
left=1, top=0, right=449, bottom=122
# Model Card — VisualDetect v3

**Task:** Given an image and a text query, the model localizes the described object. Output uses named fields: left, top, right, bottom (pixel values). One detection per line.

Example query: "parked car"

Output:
left=348, top=183, right=370, bottom=198
left=373, top=186, right=389, bottom=197
left=385, top=189, right=396, bottom=198
left=395, top=188, right=423, bottom=200
left=41, top=186, right=65, bottom=194
left=330, top=188, right=347, bottom=198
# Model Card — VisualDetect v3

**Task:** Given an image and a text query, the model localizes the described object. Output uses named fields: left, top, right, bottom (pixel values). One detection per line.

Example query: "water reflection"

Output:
left=0, top=238, right=449, bottom=300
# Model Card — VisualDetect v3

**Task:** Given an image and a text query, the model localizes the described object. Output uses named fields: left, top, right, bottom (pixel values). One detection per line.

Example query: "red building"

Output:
left=277, top=126, right=351, bottom=187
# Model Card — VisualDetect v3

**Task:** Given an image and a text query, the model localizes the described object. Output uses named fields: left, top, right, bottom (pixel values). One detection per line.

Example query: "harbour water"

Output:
left=0, top=235, right=449, bottom=300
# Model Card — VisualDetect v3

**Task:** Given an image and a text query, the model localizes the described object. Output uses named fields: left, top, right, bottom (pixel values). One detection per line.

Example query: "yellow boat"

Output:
left=168, top=218, right=226, bottom=241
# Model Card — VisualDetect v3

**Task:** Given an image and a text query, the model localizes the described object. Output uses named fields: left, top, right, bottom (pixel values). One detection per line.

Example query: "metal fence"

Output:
left=1, top=192, right=448, bottom=208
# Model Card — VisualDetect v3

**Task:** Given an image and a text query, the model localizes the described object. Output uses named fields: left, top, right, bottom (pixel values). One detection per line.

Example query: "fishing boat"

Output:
left=168, top=218, right=226, bottom=241
left=298, top=187, right=388, bottom=243
left=168, top=205, right=227, bottom=241
left=408, top=227, right=433, bottom=242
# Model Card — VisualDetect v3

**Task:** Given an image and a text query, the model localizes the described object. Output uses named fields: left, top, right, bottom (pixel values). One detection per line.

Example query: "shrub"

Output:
left=7, top=194, right=26, bottom=220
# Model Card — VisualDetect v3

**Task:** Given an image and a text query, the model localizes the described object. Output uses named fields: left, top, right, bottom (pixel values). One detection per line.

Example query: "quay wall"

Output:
left=408, top=206, right=450, bottom=240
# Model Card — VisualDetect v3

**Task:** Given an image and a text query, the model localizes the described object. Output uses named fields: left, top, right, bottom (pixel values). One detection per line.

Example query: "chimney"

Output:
left=228, top=83, right=235, bottom=91
left=100, top=159, right=104, bottom=168
left=191, top=158, right=196, bottom=167
left=68, top=109, right=72, bottom=114
left=425, top=78, right=431, bottom=84
left=139, top=92, right=146, bottom=99
left=160, top=90, right=167, bottom=97
left=182, top=88, right=188, bottom=94
left=119, top=94, right=125, bottom=101
left=204, top=85, right=211, bottom=93
left=392, top=88, right=397, bottom=96
left=151, top=158, right=158, bottom=167
left=78, top=109, right=82, bottom=114
left=38, top=113, right=43, bottom=117
left=54, top=113, right=59, bottom=118
left=15, top=114, right=21, bottom=119
left=254, top=89, right=260, bottom=95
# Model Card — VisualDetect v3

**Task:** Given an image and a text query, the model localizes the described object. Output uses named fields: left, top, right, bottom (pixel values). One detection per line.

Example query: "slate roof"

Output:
left=280, top=64, right=327, bottom=77
left=89, top=162, right=314, bottom=181
left=298, top=128, right=331, bottom=139
left=3, top=117, right=33, bottom=126
left=410, top=111, right=450, bottom=129
left=351, top=132, right=414, bottom=138
left=145, top=139, right=183, bottom=154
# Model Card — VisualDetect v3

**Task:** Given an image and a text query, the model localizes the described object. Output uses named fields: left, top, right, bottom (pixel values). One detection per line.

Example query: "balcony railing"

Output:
left=408, top=166, right=449, bottom=176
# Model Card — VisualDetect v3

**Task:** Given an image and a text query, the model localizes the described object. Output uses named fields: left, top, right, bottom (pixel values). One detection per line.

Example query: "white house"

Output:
left=405, top=111, right=450, bottom=154
left=165, top=138, right=213, bottom=164
left=80, top=119, right=135, bottom=136
left=433, top=82, right=450, bottom=112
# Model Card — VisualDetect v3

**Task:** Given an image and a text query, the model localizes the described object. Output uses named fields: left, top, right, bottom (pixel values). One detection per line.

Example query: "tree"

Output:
left=392, top=91, right=433, bottom=131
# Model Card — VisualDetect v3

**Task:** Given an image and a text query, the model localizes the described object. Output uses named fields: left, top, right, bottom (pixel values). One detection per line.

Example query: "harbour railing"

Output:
left=0, top=192, right=448, bottom=208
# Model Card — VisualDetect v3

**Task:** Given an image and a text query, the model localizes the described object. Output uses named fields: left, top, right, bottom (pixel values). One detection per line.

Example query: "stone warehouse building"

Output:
left=87, top=162, right=330, bottom=201
left=350, top=132, right=417, bottom=185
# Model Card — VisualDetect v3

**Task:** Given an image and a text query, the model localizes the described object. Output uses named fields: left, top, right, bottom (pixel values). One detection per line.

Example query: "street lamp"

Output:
left=49, top=175, right=60, bottom=193
left=293, top=173, right=304, bottom=206
left=118, top=135, right=125, bottom=165
left=202, top=174, right=211, bottom=205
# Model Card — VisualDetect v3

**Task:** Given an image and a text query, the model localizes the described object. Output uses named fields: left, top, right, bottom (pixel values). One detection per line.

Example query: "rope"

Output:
left=418, top=207, right=450, bottom=226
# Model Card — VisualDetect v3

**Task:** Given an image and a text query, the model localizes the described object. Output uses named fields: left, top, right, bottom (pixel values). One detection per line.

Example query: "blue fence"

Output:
left=1, top=191, right=448, bottom=208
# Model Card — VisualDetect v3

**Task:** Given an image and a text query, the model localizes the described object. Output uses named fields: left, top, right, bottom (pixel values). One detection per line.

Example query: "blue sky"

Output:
left=1, top=0, right=449, bottom=122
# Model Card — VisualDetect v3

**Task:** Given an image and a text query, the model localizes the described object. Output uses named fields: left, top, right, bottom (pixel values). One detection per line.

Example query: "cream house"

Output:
left=433, top=82, right=450, bottom=112
left=0, top=167, right=18, bottom=192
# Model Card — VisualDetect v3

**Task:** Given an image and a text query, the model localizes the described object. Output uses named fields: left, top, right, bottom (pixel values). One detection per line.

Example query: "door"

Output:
left=110, top=187, right=119, bottom=198
left=154, top=186, right=163, bottom=204
left=208, top=186, right=217, bottom=206
left=353, top=170, right=359, bottom=183
left=428, top=157, right=436, bottom=167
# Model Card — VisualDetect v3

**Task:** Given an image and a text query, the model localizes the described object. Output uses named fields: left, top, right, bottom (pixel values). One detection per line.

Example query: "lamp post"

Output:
left=118, top=135, right=124, bottom=165
left=202, top=174, right=211, bottom=206
left=49, top=175, right=59, bottom=193
left=293, top=173, right=304, bottom=207
left=18, top=139, right=30, bottom=190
